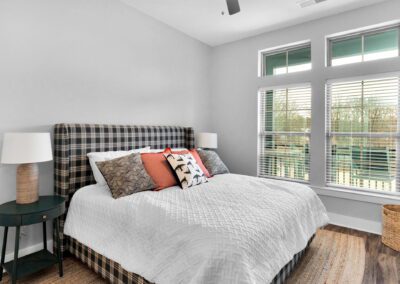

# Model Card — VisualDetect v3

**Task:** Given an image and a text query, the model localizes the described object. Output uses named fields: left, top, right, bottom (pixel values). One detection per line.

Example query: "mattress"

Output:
left=64, top=173, right=328, bottom=284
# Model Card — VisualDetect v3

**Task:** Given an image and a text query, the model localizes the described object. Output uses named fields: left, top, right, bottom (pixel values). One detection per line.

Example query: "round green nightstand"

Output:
left=0, top=196, right=65, bottom=284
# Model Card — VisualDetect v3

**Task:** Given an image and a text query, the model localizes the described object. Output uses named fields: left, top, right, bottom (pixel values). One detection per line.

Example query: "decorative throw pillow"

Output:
left=148, top=148, right=188, bottom=153
left=164, top=153, right=208, bottom=189
left=164, top=148, right=211, bottom=178
left=189, top=149, right=211, bottom=178
left=140, top=152, right=178, bottom=191
left=197, top=150, right=229, bottom=176
left=96, top=153, right=155, bottom=199
left=87, top=147, right=151, bottom=185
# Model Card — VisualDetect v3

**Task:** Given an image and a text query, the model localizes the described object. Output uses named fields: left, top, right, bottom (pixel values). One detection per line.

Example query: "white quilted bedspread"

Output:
left=64, top=174, right=328, bottom=284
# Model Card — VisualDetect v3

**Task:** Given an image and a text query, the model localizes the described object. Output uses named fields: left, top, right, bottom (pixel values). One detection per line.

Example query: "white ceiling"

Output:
left=120, top=0, right=387, bottom=46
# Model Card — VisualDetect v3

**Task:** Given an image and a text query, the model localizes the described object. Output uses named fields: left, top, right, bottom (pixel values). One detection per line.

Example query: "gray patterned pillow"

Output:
left=197, top=150, right=229, bottom=176
left=96, top=153, right=155, bottom=199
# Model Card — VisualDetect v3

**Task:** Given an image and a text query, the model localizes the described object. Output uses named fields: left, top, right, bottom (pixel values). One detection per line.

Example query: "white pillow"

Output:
left=87, top=147, right=150, bottom=185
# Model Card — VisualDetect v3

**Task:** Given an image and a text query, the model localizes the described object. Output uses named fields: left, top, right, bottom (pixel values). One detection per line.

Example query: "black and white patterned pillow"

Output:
left=164, top=153, right=208, bottom=189
left=197, top=150, right=229, bottom=176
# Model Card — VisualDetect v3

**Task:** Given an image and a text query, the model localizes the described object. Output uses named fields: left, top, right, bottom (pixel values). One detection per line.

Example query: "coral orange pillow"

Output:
left=188, top=149, right=211, bottom=178
left=164, top=148, right=211, bottom=178
left=141, top=152, right=178, bottom=191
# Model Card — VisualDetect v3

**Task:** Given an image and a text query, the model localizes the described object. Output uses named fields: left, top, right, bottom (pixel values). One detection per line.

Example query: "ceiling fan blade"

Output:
left=226, top=0, right=240, bottom=15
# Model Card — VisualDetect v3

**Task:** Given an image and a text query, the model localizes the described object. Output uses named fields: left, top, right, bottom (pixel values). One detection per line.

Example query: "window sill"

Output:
left=312, top=186, right=400, bottom=205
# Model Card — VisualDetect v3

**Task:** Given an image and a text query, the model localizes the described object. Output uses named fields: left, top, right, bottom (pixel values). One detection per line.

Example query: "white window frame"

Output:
left=258, top=40, right=311, bottom=77
left=326, top=23, right=400, bottom=67
left=257, top=83, right=312, bottom=183
left=325, top=72, right=400, bottom=196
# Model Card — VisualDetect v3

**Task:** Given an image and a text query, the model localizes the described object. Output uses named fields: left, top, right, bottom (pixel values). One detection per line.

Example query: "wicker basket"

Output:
left=382, top=204, right=400, bottom=252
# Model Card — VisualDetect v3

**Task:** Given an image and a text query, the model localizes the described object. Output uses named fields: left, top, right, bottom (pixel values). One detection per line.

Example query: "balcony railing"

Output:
left=259, top=144, right=397, bottom=192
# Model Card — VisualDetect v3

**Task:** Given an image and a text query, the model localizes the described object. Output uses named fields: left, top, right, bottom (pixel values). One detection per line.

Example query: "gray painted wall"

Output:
left=210, top=0, right=400, bottom=233
left=0, top=0, right=211, bottom=256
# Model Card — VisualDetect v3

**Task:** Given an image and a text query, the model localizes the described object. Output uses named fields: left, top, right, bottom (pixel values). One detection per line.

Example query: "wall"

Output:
left=210, top=0, right=400, bottom=234
left=0, top=0, right=211, bottom=258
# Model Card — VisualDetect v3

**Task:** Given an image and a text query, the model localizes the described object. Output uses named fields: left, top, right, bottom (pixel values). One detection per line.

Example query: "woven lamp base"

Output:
left=16, top=163, right=39, bottom=204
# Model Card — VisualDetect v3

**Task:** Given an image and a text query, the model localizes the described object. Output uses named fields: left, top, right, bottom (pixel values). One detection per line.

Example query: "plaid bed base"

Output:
left=69, top=236, right=314, bottom=284
left=53, top=123, right=195, bottom=254
left=69, top=237, right=152, bottom=284
left=271, top=235, right=314, bottom=284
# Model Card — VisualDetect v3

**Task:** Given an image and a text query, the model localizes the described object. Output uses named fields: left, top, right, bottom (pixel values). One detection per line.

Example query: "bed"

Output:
left=54, top=123, right=328, bottom=284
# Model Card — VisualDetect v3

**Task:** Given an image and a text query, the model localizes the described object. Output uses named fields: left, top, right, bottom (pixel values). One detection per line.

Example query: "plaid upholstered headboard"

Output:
left=53, top=123, right=195, bottom=252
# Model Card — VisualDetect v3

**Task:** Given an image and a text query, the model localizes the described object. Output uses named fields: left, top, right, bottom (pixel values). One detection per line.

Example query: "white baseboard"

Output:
left=3, top=239, right=53, bottom=273
left=328, top=212, right=381, bottom=235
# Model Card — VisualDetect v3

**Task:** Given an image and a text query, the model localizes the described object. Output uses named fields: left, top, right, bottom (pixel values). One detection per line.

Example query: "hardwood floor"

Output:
left=323, top=225, right=400, bottom=284
left=1, top=225, right=399, bottom=283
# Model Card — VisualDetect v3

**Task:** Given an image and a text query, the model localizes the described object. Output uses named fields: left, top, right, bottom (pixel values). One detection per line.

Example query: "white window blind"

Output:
left=258, top=85, right=311, bottom=181
left=326, top=75, right=400, bottom=193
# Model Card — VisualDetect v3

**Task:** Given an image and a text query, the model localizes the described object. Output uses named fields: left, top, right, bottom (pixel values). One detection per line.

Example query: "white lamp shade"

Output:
left=196, top=132, right=218, bottom=149
left=1, top=133, right=53, bottom=164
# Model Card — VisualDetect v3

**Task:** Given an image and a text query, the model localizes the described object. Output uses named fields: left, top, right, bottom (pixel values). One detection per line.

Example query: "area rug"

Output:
left=286, top=229, right=366, bottom=284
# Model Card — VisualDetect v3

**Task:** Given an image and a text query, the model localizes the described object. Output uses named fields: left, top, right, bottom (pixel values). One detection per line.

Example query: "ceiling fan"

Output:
left=226, top=0, right=240, bottom=15
left=224, top=0, right=327, bottom=16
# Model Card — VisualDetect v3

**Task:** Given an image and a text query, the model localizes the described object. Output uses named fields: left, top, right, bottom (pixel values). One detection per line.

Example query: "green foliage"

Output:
left=331, top=97, right=397, bottom=133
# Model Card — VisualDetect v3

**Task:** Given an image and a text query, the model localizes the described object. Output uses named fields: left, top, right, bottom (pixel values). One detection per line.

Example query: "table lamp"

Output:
left=196, top=133, right=218, bottom=149
left=1, top=133, right=53, bottom=204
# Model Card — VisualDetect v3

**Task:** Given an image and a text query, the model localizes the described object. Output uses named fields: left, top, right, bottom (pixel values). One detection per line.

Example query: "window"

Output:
left=328, top=25, right=399, bottom=66
left=326, top=75, right=400, bottom=193
left=258, top=85, right=311, bottom=181
left=261, top=43, right=311, bottom=76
